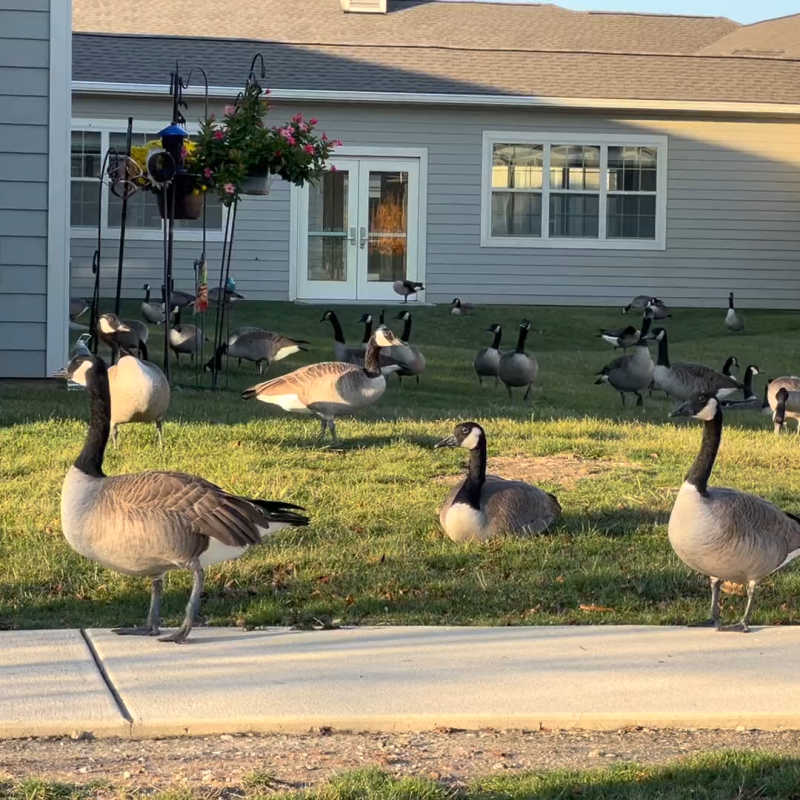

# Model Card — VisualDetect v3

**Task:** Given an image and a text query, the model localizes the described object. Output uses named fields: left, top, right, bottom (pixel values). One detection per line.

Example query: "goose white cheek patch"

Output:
left=461, top=427, right=482, bottom=449
left=695, top=399, right=718, bottom=421
left=70, top=361, right=92, bottom=385
left=98, top=317, right=115, bottom=334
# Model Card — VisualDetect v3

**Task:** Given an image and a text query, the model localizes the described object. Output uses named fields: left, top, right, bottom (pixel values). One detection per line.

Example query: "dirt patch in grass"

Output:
left=435, top=453, right=640, bottom=490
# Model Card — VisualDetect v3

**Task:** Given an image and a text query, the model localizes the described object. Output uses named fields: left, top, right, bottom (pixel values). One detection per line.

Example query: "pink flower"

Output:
left=333, top=139, right=343, bottom=147
left=309, top=118, right=318, bottom=125
left=264, top=88, right=271, bottom=95
left=209, top=113, right=216, bottom=121
left=330, top=165, right=338, bottom=172
left=299, top=122, right=308, bottom=132
left=214, top=130, right=225, bottom=140
left=304, top=144, right=314, bottom=154
left=322, top=132, right=328, bottom=142
left=291, top=112, right=303, bottom=123
left=203, top=167, right=213, bottom=178
left=224, top=104, right=236, bottom=116
left=224, top=183, right=235, bottom=194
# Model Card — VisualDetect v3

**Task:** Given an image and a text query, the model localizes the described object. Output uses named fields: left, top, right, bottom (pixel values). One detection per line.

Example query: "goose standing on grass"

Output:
left=393, top=280, right=424, bottom=303
left=242, top=325, right=401, bottom=443
left=65, top=354, right=170, bottom=447
left=169, top=307, right=202, bottom=362
left=321, top=309, right=364, bottom=365
left=668, top=393, right=800, bottom=631
left=725, top=291, right=744, bottom=332
left=600, top=324, right=640, bottom=351
left=498, top=320, right=538, bottom=401
left=623, top=295, right=670, bottom=319
left=205, top=329, right=309, bottom=375
left=742, top=364, right=760, bottom=401
left=595, top=308, right=654, bottom=406
left=474, top=323, right=503, bottom=385
left=766, top=376, right=800, bottom=432
left=450, top=297, right=475, bottom=315
left=141, top=283, right=166, bottom=325
left=60, top=353, right=308, bottom=643
left=97, top=313, right=148, bottom=361
left=208, top=286, right=244, bottom=304
left=434, top=422, right=560, bottom=542
left=390, top=311, right=426, bottom=384
left=650, top=327, right=740, bottom=401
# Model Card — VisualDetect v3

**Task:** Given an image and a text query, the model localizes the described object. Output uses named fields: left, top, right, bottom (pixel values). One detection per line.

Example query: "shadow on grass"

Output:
left=561, top=508, right=670, bottom=536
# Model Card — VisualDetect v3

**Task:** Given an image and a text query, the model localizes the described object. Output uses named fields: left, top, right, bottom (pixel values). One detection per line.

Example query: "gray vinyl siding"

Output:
left=0, top=0, right=49, bottom=377
left=71, top=94, right=800, bottom=309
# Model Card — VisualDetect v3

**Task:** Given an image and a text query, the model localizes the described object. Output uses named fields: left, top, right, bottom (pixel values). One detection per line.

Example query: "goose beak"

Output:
left=669, top=402, right=693, bottom=418
left=434, top=434, right=458, bottom=449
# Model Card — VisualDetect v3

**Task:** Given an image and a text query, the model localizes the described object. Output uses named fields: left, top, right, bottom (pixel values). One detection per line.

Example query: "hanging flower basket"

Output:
left=157, top=172, right=203, bottom=220
left=241, top=171, right=272, bottom=196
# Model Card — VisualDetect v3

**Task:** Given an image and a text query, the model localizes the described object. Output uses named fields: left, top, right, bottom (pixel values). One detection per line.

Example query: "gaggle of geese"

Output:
left=49, top=289, right=800, bottom=641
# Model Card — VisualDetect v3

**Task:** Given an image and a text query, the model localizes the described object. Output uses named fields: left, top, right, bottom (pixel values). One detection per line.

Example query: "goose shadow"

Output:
left=559, top=508, right=670, bottom=537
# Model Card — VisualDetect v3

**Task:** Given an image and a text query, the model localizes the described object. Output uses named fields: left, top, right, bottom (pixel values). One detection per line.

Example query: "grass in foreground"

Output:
left=5, top=752, right=800, bottom=799
left=2, top=301, right=800, bottom=630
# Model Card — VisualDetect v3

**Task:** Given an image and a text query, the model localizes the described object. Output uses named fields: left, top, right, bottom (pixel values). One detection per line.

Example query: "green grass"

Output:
left=2, top=300, right=800, bottom=630
left=4, top=752, right=800, bottom=798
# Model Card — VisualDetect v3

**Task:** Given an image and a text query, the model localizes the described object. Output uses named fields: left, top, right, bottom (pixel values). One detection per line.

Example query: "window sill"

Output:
left=71, top=227, right=226, bottom=243
left=480, top=235, right=665, bottom=250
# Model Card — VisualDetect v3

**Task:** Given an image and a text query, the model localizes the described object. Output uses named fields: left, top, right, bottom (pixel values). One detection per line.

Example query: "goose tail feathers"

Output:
left=250, top=499, right=309, bottom=526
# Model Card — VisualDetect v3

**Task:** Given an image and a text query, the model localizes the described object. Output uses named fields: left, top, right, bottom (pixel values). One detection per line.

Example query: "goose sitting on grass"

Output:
left=60, top=353, right=308, bottom=643
left=669, top=393, right=800, bottom=631
left=242, top=325, right=401, bottom=443
left=434, top=422, right=560, bottom=542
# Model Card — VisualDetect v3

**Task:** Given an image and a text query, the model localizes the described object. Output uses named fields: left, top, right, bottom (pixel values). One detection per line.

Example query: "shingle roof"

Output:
left=71, top=1, right=800, bottom=106
left=697, top=13, right=800, bottom=59
left=73, top=0, right=739, bottom=57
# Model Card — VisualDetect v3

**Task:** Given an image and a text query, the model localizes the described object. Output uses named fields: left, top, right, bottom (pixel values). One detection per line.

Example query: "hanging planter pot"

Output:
left=157, top=172, right=203, bottom=220
left=241, top=171, right=272, bottom=196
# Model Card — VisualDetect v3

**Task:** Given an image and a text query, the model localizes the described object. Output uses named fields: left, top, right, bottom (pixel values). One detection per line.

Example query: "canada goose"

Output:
left=66, top=354, right=170, bottom=447
left=600, top=324, right=640, bottom=350
left=393, top=280, right=424, bottom=303
left=60, top=353, right=308, bottom=643
left=242, top=325, right=401, bottom=443
left=498, top=320, right=538, bottom=401
left=742, top=364, right=759, bottom=401
left=208, top=286, right=244, bottom=304
left=450, top=297, right=475, bottom=315
left=434, top=422, right=560, bottom=542
left=668, top=394, right=800, bottom=631
left=70, top=298, right=89, bottom=321
left=650, top=327, right=740, bottom=401
left=391, top=310, right=426, bottom=384
left=168, top=307, right=202, bottom=362
left=474, top=323, right=502, bottom=386
left=721, top=356, right=739, bottom=380
left=595, top=308, right=655, bottom=406
left=141, top=283, right=166, bottom=325
left=766, top=376, right=800, bottom=432
left=725, top=291, right=744, bottom=332
left=97, top=313, right=148, bottom=361
left=206, top=329, right=309, bottom=375
left=623, top=295, right=670, bottom=319
left=168, top=287, right=195, bottom=308
left=321, top=309, right=364, bottom=364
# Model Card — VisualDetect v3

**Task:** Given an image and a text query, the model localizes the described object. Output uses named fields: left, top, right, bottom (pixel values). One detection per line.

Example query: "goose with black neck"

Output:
left=498, top=320, right=538, bottom=401
left=668, top=393, right=800, bottom=631
left=59, top=353, right=308, bottom=643
left=474, top=323, right=503, bottom=385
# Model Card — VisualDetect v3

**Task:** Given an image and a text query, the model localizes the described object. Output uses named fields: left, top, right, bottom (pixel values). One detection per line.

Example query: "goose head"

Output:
left=670, top=393, right=719, bottom=421
left=485, top=323, right=502, bottom=334
left=395, top=310, right=411, bottom=321
left=359, top=313, right=373, bottom=324
left=97, top=313, right=131, bottom=335
left=435, top=421, right=485, bottom=451
left=373, top=325, right=398, bottom=348
left=63, top=352, right=103, bottom=387
left=519, top=319, right=532, bottom=331
left=320, top=310, right=335, bottom=323
left=451, top=297, right=462, bottom=308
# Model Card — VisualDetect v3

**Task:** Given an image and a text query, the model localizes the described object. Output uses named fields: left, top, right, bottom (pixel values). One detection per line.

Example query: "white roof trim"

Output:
left=72, top=80, right=800, bottom=116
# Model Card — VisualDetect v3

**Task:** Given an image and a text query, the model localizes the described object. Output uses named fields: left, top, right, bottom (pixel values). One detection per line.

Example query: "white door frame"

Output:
left=289, top=146, right=428, bottom=302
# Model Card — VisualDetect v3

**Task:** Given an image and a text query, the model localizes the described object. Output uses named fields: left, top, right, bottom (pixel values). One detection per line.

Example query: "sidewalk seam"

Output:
left=80, top=629, right=133, bottom=732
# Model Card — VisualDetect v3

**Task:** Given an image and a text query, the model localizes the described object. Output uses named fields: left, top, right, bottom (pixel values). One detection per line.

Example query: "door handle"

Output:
left=359, top=226, right=367, bottom=249
left=348, top=227, right=356, bottom=245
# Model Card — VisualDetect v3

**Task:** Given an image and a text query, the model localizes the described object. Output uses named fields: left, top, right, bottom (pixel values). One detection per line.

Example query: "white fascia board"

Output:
left=72, top=80, right=800, bottom=116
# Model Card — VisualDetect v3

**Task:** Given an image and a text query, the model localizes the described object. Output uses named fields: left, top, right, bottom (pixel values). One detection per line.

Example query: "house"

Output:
left=7, top=1, right=800, bottom=377
left=1, top=0, right=71, bottom=378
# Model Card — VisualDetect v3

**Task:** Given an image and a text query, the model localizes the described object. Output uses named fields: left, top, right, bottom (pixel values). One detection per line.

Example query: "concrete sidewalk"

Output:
left=2, top=625, right=800, bottom=738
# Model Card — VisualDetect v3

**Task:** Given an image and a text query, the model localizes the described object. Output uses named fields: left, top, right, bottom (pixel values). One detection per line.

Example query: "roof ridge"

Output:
left=740, top=10, right=800, bottom=27
left=70, top=30, right=800, bottom=63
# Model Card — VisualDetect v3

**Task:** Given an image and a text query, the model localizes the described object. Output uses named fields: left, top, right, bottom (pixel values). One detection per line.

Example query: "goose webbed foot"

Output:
left=718, top=621, right=750, bottom=633
left=113, top=625, right=161, bottom=636
left=158, top=566, right=202, bottom=644
left=688, top=618, right=720, bottom=629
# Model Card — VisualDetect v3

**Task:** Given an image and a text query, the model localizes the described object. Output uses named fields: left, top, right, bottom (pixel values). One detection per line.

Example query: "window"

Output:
left=482, top=132, right=667, bottom=249
left=70, top=122, right=225, bottom=241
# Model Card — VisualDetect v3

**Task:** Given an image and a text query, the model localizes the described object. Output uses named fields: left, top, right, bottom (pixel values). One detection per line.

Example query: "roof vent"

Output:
left=340, top=0, right=387, bottom=12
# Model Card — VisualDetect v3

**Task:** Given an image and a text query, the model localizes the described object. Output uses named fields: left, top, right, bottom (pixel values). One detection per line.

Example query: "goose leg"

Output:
left=635, top=392, right=644, bottom=407
left=506, top=384, right=512, bottom=400
left=619, top=392, right=626, bottom=407
left=159, top=565, right=203, bottom=643
left=795, top=417, right=800, bottom=434
left=111, top=423, right=119, bottom=448
left=523, top=383, right=532, bottom=401
left=719, top=580, right=756, bottom=633
left=690, top=576, right=721, bottom=628
left=317, top=417, right=328, bottom=440
left=155, top=419, right=164, bottom=448
left=258, top=360, right=263, bottom=376
left=328, top=418, right=338, bottom=443
left=416, top=375, right=420, bottom=385
left=477, top=375, right=482, bottom=386
left=113, top=577, right=163, bottom=636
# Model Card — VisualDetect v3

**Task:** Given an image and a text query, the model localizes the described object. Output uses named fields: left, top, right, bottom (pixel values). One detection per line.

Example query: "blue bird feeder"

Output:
left=160, top=122, right=188, bottom=169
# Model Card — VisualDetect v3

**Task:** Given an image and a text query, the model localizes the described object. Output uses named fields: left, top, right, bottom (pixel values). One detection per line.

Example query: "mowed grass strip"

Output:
left=1, top=301, right=800, bottom=630
left=6, top=751, right=800, bottom=799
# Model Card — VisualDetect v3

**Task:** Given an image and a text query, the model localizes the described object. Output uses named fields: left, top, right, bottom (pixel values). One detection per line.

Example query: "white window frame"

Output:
left=481, top=131, right=667, bottom=250
left=70, top=118, right=225, bottom=242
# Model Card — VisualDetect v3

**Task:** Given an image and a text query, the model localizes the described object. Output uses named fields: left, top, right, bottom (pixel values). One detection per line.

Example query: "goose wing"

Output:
left=482, top=476, right=561, bottom=536
left=673, top=362, right=741, bottom=393
left=243, top=361, right=359, bottom=405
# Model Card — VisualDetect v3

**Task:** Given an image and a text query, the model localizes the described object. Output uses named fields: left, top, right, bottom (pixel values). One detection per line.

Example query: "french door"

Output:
left=296, top=156, right=421, bottom=301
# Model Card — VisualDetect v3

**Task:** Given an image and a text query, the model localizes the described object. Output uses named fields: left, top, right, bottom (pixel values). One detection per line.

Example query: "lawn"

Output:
left=7, top=752, right=800, bottom=799
left=1, top=300, right=800, bottom=631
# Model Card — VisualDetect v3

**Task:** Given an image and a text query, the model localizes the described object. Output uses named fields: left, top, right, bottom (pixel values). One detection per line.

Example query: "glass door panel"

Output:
left=297, top=159, right=358, bottom=300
